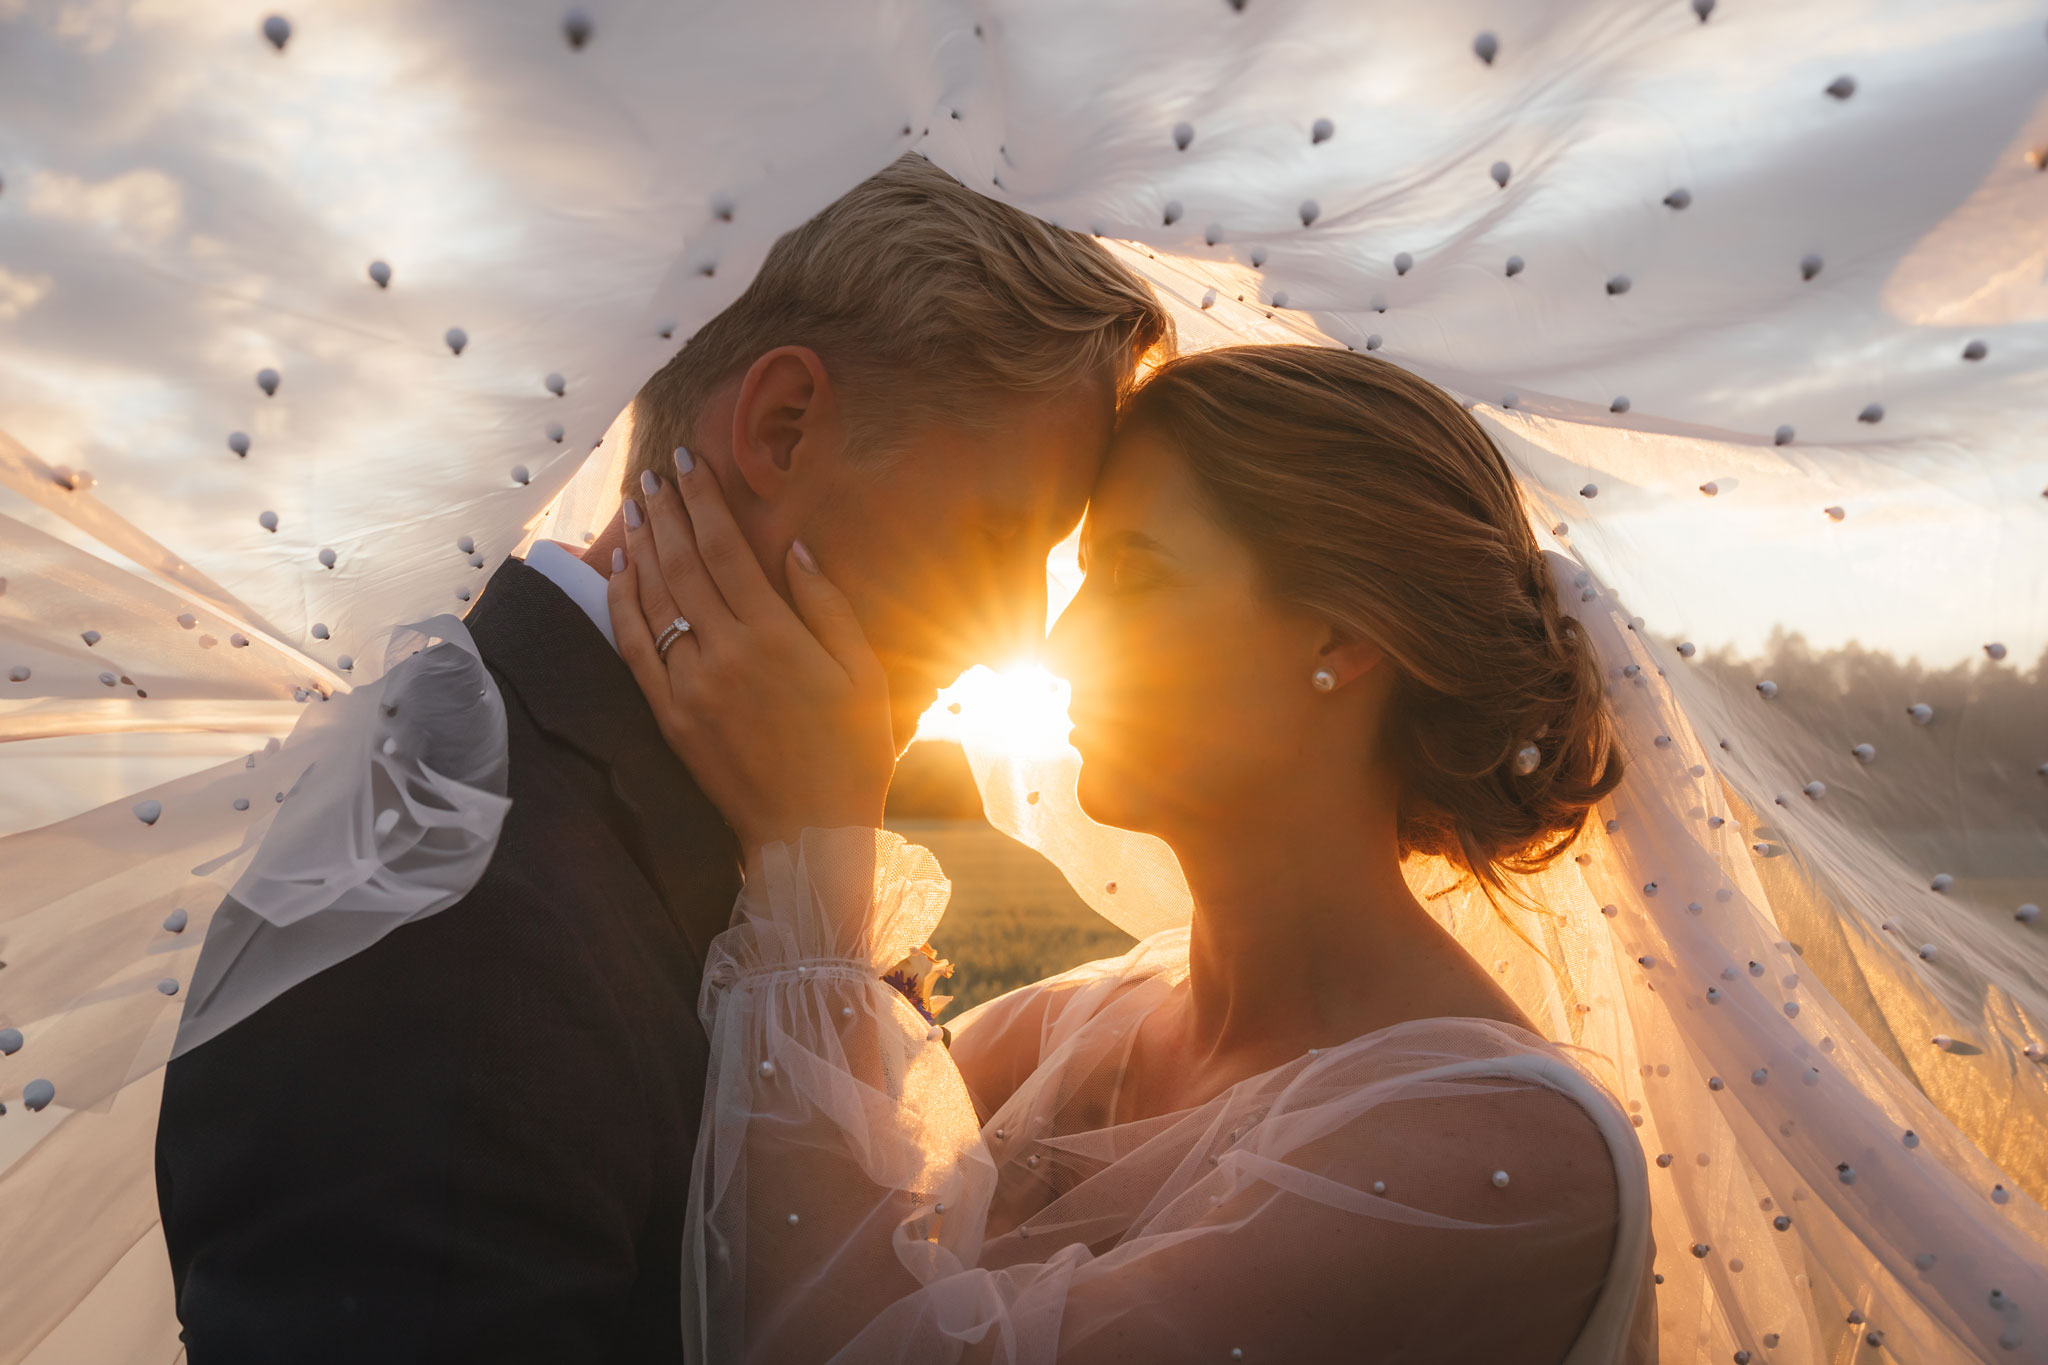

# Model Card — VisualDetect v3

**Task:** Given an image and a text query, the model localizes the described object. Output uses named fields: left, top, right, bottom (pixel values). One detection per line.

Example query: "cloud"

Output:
left=24, top=167, right=184, bottom=249
left=0, top=265, right=51, bottom=321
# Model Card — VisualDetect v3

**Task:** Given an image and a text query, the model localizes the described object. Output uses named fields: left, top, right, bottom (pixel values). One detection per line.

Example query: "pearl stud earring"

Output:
left=1312, top=668, right=1338, bottom=692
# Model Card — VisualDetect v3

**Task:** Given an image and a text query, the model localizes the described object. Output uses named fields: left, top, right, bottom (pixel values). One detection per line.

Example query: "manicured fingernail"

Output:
left=674, top=446, right=694, bottom=475
left=611, top=547, right=626, bottom=574
left=791, top=539, right=818, bottom=574
left=623, top=497, right=642, bottom=529
left=640, top=469, right=661, bottom=497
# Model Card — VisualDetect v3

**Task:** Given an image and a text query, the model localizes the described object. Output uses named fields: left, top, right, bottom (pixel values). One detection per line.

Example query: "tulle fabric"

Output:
left=0, top=616, right=509, bottom=1354
left=175, top=615, right=512, bottom=1054
left=2, top=1, right=2045, bottom=1360
left=688, top=827, right=1653, bottom=1364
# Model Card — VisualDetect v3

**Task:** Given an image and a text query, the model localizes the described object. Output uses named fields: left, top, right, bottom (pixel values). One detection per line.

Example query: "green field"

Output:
left=884, top=818, right=1137, bottom=1018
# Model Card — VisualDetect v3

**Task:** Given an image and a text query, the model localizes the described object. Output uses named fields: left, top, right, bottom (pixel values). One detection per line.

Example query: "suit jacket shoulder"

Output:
left=156, top=558, right=740, bottom=1365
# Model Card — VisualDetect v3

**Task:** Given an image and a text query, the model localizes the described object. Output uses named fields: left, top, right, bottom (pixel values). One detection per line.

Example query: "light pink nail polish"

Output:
left=791, top=539, right=818, bottom=574
left=640, top=469, right=661, bottom=497
left=623, top=498, right=642, bottom=530
left=611, top=547, right=626, bottom=574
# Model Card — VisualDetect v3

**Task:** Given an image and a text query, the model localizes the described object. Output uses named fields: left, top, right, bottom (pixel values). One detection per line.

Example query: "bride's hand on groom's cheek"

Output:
left=606, top=450, right=896, bottom=854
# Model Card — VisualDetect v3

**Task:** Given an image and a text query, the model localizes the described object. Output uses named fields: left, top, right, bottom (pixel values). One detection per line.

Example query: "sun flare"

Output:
left=910, top=526, right=1086, bottom=755
left=912, top=663, right=1075, bottom=755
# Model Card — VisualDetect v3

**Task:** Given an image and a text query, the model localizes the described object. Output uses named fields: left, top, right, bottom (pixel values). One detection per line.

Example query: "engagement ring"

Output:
left=655, top=617, right=692, bottom=659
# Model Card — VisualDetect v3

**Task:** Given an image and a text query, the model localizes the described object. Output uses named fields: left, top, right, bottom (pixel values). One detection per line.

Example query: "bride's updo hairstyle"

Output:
left=1121, top=345, right=1622, bottom=889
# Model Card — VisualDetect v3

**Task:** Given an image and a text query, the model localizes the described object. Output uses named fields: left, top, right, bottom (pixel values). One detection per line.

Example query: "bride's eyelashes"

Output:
left=1077, top=530, right=1177, bottom=602
left=1104, top=547, right=1170, bottom=594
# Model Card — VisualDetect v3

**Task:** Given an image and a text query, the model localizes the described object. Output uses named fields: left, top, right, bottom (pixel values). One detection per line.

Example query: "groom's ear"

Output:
left=727, top=345, right=847, bottom=506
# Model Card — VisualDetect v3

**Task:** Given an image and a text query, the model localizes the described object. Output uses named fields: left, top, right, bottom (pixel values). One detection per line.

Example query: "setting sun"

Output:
left=912, top=526, right=1086, bottom=753
left=912, top=663, right=1075, bottom=754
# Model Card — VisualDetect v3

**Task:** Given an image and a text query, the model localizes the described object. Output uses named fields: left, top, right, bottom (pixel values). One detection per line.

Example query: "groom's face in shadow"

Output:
left=820, top=387, right=1112, bottom=748
left=703, top=348, right=1114, bottom=749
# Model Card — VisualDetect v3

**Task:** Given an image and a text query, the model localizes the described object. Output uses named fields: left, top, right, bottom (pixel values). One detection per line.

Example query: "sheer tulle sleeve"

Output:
left=687, top=827, right=997, bottom=1363
left=687, top=829, right=1651, bottom=1365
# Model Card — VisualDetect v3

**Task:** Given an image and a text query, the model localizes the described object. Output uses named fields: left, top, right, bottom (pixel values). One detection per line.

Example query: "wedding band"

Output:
left=655, top=617, right=692, bottom=658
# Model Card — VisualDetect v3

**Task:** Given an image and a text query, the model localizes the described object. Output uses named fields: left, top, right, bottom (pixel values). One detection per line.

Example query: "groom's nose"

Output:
left=956, top=556, right=1049, bottom=671
left=983, top=571, right=1050, bottom=667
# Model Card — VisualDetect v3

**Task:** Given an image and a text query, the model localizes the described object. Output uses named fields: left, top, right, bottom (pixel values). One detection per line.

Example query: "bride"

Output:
left=609, top=343, right=1656, bottom=1364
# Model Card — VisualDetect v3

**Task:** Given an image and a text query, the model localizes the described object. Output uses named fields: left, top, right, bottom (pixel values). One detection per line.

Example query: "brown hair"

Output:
left=626, top=154, right=1173, bottom=487
left=1123, top=345, right=1622, bottom=890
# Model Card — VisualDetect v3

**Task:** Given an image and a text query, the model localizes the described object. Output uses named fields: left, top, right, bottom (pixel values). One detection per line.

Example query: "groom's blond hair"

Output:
left=626, top=154, right=1171, bottom=485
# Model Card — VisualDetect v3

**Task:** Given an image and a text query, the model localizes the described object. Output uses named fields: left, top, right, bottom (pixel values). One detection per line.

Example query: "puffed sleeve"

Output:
left=686, top=827, right=999, bottom=1363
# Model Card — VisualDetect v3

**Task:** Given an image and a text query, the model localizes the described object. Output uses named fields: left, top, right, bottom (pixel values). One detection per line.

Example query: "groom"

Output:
left=154, top=152, right=1170, bottom=1363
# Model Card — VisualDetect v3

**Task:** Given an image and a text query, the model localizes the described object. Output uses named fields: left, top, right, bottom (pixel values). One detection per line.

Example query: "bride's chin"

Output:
left=1072, top=758, right=1135, bottom=831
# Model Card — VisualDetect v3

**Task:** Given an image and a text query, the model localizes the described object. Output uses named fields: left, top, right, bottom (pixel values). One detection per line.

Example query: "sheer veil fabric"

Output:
left=688, top=827, right=1657, bottom=1364
left=0, top=1, right=2044, bottom=1361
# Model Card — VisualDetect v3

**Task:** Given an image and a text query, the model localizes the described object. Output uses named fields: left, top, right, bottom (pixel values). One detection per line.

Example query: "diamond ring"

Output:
left=655, top=616, right=692, bottom=659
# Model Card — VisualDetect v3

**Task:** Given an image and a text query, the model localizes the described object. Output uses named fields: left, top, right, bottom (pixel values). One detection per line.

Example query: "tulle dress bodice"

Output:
left=687, top=829, right=1655, bottom=1364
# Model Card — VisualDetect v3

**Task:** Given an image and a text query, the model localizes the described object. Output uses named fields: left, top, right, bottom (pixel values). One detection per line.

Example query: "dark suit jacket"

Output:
left=156, top=557, right=742, bottom=1364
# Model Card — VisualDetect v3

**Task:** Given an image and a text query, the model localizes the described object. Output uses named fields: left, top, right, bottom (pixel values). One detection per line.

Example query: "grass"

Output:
left=885, top=818, right=1137, bottom=1017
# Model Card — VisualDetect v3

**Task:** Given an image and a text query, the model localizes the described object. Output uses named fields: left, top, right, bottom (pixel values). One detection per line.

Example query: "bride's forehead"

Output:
left=1080, top=437, right=1218, bottom=550
left=1089, top=427, right=1193, bottom=513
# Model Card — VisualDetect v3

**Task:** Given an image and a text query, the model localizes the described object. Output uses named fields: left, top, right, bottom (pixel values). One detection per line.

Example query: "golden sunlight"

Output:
left=912, top=663, right=1074, bottom=753
left=911, top=524, right=1087, bottom=754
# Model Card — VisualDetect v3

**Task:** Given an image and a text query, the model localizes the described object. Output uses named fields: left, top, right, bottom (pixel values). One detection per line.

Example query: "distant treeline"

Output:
left=1689, top=632, right=2047, bottom=877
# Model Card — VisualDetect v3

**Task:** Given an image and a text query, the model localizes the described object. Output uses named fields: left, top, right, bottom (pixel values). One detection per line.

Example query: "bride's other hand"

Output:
left=606, top=450, right=896, bottom=854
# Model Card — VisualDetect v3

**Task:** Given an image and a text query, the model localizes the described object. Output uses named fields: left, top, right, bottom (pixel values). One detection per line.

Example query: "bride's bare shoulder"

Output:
left=1312, top=1057, right=1626, bottom=1356
left=1306, top=1026, right=1627, bottom=1250
left=1365, top=1070, right=1620, bottom=1222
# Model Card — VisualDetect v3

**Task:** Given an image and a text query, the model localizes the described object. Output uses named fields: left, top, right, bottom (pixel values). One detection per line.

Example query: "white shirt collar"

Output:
left=522, top=539, right=617, bottom=651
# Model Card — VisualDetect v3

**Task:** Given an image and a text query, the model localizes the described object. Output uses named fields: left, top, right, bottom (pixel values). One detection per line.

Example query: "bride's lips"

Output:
left=1063, top=701, right=1105, bottom=750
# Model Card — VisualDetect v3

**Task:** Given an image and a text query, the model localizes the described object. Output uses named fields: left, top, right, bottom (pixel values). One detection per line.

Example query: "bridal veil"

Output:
left=0, top=1, right=2043, bottom=1359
